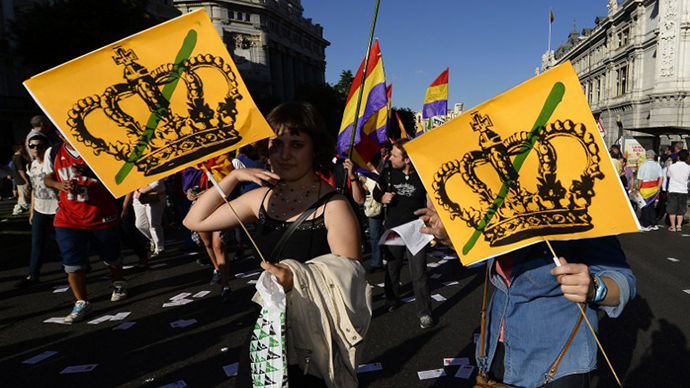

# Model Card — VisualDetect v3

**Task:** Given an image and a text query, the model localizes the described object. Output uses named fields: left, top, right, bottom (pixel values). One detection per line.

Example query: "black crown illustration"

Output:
left=433, top=111, right=605, bottom=247
left=66, top=46, right=243, bottom=176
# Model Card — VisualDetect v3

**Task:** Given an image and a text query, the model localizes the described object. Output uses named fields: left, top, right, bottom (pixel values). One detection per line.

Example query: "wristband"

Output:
left=349, top=177, right=357, bottom=182
left=587, top=273, right=608, bottom=304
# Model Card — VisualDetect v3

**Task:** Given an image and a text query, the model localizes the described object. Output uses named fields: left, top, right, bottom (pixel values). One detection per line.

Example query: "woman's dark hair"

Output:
left=266, top=102, right=335, bottom=173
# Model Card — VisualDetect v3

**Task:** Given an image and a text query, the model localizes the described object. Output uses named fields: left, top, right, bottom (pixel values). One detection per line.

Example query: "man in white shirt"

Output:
left=666, top=149, right=690, bottom=231
left=635, top=150, right=663, bottom=231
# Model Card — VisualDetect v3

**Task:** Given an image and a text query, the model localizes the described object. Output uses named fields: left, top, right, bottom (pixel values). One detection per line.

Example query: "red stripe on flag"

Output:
left=429, top=67, right=449, bottom=87
left=346, top=39, right=382, bottom=104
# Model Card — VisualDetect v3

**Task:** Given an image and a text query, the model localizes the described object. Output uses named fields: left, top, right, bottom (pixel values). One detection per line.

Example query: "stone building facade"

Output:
left=173, top=0, right=329, bottom=101
left=542, top=0, right=690, bottom=151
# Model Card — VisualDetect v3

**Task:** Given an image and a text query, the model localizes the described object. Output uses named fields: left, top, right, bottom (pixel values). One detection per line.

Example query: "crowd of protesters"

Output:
left=4, top=107, right=648, bottom=387
left=611, top=142, right=690, bottom=232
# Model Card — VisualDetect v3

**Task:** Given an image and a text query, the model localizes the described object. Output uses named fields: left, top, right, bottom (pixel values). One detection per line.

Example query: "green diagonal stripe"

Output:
left=115, top=29, right=198, bottom=184
left=461, top=82, right=566, bottom=255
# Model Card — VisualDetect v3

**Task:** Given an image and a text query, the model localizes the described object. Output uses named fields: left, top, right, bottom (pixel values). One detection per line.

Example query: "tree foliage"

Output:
left=10, top=0, right=157, bottom=73
left=333, top=70, right=354, bottom=98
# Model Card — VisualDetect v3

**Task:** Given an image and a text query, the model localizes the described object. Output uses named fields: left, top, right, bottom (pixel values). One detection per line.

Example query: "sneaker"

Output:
left=220, top=287, right=233, bottom=303
left=650, top=225, right=659, bottom=231
left=14, top=276, right=40, bottom=288
left=420, top=314, right=436, bottom=329
left=210, top=270, right=221, bottom=285
left=65, top=300, right=92, bottom=323
left=151, top=250, right=164, bottom=259
left=386, top=300, right=401, bottom=313
left=111, top=280, right=128, bottom=301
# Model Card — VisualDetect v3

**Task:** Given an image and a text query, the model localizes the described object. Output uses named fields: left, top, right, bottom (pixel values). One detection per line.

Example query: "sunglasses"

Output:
left=28, top=143, right=46, bottom=149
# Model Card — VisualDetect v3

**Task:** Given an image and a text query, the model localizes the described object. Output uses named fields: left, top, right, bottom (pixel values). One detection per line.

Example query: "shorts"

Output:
left=667, top=192, right=688, bottom=215
left=55, top=226, right=122, bottom=273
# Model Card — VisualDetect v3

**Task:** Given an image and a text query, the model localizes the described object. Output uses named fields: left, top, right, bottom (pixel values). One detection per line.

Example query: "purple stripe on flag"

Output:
left=338, top=82, right=388, bottom=154
left=422, top=100, right=448, bottom=119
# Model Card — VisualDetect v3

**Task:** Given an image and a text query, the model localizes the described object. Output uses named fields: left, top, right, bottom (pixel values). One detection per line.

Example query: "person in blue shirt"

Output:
left=415, top=207, right=636, bottom=388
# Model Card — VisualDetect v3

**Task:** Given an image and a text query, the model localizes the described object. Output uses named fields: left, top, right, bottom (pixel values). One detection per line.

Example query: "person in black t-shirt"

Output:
left=374, top=139, right=435, bottom=329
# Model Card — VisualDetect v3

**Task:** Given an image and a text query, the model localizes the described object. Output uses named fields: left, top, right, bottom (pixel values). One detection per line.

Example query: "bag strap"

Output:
left=267, top=191, right=339, bottom=263
left=477, top=261, right=584, bottom=380
left=547, top=305, right=584, bottom=379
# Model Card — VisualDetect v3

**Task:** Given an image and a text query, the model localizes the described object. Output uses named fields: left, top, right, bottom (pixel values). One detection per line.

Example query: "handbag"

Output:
left=363, top=194, right=382, bottom=218
left=473, top=265, right=584, bottom=388
left=138, top=190, right=160, bottom=204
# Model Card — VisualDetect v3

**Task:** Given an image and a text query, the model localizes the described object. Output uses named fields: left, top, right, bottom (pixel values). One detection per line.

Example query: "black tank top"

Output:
left=252, top=188, right=333, bottom=263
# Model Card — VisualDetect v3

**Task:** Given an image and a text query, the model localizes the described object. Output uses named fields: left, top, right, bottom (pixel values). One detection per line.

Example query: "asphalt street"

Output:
left=1, top=200, right=689, bottom=388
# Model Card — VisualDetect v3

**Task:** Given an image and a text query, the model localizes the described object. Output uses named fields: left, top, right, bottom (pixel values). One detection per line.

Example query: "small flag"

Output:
left=396, top=111, right=412, bottom=140
left=422, top=68, right=448, bottom=120
left=550, top=9, right=554, bottom=24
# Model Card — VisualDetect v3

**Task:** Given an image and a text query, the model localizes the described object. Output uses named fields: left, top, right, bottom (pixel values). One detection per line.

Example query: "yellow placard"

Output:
left=24, top=10, right=274, bottom=198
left=405, top=63, right=640, bottom=265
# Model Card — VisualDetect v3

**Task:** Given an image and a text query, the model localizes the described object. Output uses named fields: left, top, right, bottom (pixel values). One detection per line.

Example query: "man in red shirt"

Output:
left=44, top=133, right=127, bottom=323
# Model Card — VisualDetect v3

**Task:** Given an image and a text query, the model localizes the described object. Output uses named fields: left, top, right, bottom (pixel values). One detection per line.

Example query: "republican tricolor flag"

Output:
left=337, top=39, right=388, bottom=167
left=422, top=67, right=449, bottom=119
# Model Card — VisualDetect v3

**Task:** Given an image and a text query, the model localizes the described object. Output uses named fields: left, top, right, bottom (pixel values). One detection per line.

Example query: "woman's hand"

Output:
left=551, top=257, right=593, bottom=303
left=260, top=261, right=294, bottom=292
left=231, top=168, right=281, bottom=187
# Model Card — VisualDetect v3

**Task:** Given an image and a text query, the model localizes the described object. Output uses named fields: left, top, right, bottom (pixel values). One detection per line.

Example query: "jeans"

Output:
left=368, top=217, right=383, bottom=268
left=29, top=210, right=55, bottom=278
left=384, top=244, right=432, bottom=317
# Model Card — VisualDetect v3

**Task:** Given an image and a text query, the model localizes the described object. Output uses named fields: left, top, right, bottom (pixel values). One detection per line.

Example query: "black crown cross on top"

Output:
left=432, top=111, right=605, bottom=247
left=66, top=46, right=244, bottom=176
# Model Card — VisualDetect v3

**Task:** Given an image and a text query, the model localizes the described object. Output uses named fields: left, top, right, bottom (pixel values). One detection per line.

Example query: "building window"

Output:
left=588, top=81, right=593, bottom=103
left=237, top=12, right=243, bottom=20
left=228, top=11, right=234, bottom=19
left=617, top=28, right=629, bottom=48
left=617, top=65, right=628, bottom=96
left=245, top=13, right=250, bottom=21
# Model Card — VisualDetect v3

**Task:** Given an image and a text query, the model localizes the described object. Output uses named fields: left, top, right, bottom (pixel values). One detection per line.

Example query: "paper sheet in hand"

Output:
left=379, top=219, right=434, bottom=255
left=418, top=369, right=446, bottom=380
left=23, top=351, right=58, bottom=364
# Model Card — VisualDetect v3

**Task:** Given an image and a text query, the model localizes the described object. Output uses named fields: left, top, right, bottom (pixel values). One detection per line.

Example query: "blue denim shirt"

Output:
left=475, top=237, right=636, bottom=388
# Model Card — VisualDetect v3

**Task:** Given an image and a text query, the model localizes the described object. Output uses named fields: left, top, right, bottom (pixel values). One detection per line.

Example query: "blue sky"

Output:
left=301, top=0, right=610, bottom=112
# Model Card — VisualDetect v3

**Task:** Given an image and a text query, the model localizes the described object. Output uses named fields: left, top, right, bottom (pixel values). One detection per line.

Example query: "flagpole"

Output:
left=548, top=8, right=552, bottom=53
left=348, top=0, right=382, bottom=160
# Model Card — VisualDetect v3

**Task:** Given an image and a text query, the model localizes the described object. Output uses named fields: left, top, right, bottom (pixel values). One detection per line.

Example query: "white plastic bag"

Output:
left=250, top=271, right=289, bottom=388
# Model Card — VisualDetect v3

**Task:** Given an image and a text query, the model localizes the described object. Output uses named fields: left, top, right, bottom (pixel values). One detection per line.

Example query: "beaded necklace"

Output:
left=269, top=178, right=321, bottom=219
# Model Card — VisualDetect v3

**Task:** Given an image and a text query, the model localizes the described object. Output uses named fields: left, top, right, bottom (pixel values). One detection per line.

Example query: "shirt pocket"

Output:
left=522, top=260, right=558, bottom=289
